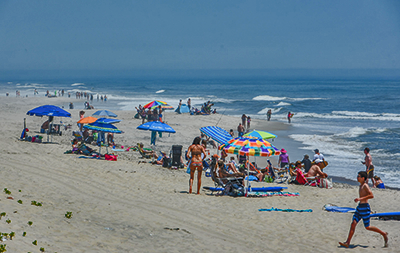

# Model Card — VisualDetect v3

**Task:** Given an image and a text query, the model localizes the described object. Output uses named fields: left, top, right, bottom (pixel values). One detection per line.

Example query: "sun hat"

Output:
left=315, top=158, right=323, bottom=164
left=280, top=148, right=287, bottom=153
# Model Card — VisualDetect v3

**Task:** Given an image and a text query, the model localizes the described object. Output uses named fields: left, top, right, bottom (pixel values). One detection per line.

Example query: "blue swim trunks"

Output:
left=353, top=203, right=371, bottom=228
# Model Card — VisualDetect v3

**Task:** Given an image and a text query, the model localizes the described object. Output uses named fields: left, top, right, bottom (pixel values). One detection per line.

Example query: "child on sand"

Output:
left=339, top=171, right=388, bottom=248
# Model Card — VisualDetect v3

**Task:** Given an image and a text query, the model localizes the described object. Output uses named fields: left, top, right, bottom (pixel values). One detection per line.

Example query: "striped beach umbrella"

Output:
left=219, top=136, right=280, bottom=157
left=243, top=130, right=277, bottom=140
left=200, top=126, right=232, bottom=145
left=143, top=100, right=174, bottom=110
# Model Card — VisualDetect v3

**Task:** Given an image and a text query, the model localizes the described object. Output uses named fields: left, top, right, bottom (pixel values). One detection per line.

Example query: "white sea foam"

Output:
left=257, top=107, right=283, bottom=115
left=276, top=102, right=291, bottom=106
left=252, top=95, right=286, bottom=101
left=155, top=90, right=165, bottom=93
left=71, top=83, right=85, bottom=86
left=289, top=97, right=326, bottom=101
left=273, top=111, right=400, bottom=122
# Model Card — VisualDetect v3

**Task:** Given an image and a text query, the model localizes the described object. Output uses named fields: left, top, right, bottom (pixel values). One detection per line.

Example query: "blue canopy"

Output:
left=27, top=105, right=71, bottom=117
left=92, top=110, right=117, bottom=117
left=137, top=121, right=176, bottom=133
left=83, top=122, right=122, bottom=133
left=95, top=117, right=121, bottom=124
left=175, top=104, right=190, bottom=114
left=200, top=126, right=232, bottom=145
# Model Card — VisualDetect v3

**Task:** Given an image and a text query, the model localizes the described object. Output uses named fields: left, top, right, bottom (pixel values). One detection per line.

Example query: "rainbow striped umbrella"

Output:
left=219, top=136, right=280, bottom=157
left=143, top=100, right=174, bottom=110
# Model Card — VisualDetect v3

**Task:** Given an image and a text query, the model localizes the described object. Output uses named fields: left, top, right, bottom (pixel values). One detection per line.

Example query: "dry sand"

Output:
left=0, top=96, right=399, bottom=252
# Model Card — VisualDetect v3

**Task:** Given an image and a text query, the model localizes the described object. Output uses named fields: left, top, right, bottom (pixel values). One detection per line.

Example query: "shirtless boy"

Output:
left=339, top=171, right=388, bottom=248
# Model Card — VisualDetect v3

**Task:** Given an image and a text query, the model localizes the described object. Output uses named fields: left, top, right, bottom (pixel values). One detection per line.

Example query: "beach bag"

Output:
left=162, top=157, right=171, bottom=167
left=264, top=175, right=273, bottom=183
left=319, top=178, right=333, bottom=189
left=105, top=154, right=118, bottom=161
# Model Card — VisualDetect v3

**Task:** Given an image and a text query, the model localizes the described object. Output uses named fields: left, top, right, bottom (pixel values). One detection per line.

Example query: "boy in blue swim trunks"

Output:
left=339, top=171, right=388, bottom=248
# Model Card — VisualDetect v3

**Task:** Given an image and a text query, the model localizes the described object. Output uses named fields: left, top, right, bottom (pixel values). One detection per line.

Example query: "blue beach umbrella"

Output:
left=137, top=121, right=176, bottom=145
left=84, top=122, right=122, bottom=155
left=27, top=105, right=71, bottom=142
left=92, top=110, right=117, bottom=117
left=95, top=117, right=121, bottom=124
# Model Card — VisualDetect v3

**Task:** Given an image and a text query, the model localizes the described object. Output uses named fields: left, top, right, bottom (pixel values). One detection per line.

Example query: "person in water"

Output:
left=187, top=137, right=206, bottom=194
left=339, top=171, right=388, bottom=248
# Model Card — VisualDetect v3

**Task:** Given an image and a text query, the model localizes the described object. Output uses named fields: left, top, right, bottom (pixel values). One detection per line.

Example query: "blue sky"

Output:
left=0, top=0, right=399, bottom=73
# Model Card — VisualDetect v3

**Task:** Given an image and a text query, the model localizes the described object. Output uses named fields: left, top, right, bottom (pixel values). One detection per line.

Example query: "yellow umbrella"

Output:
left=77, top=116, right=98, bottom=124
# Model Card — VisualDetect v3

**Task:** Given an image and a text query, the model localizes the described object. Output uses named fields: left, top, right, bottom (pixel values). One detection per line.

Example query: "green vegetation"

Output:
left=0, top=244, right=6, bottom=253
left=28, top=221, right=33, bottom=226
left=31, top=201, right=42, bottom=207
left=32, top=240, right=37, bottom=246
left=5, top=219, right=11, bottom=224
left=22, top=232, right=26, bottom=237
left=17, top=200, right=23, bottom=204
left=65, top=212, right=73, bottom=219
left=0, top=213, right=5, bottom=220
left=3, top=188, right=11, bottom=195
left=8, top=232, right=14, bottom=240
left=40, top=247, right=45, bottom=252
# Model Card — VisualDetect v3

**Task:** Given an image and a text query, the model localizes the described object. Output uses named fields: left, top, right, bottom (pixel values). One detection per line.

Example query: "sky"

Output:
left=0, top=0, right=400, bottom=76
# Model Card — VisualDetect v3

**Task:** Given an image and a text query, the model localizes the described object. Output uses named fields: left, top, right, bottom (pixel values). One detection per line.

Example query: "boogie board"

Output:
left=370, top=212, right=400, bottom=220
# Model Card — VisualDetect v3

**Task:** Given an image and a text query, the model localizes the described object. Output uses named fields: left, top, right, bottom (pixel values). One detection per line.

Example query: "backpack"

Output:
left=162, top=157, right=171, bottom=167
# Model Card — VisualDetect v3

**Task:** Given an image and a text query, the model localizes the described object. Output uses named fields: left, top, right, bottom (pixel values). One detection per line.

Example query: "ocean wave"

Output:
left=71, top=83, right=85, bottom=86
left=155, top=90, right=165, bottom=93
left=257, top=107, right=283, bottom=114
left=278, top=111, right=400, bottom=122
left=252, top=95, right=286, bottom=101
left=276, top=102, right=291, bottom=106
left=288, top=97, right=326, bottom=101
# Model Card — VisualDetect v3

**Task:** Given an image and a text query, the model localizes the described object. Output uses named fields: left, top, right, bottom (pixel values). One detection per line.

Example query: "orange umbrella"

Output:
left=77, top=116, right=98, bottom=124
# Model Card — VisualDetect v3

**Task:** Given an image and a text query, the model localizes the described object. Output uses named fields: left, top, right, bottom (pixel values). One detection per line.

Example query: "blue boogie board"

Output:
left=370, top=212, right=400, bottom=220
left=248, top=187, right=288, bottom=192
left=324, top=205, right=356, bottom=213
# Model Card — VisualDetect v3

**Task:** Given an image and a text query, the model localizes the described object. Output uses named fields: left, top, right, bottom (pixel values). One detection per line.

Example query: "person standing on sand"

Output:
left=241, top=114, right=247, bottom=130
left=287, top=111, right=293, bottom=123
left=339, top=171, right=388, bottom=248
left=237, top=123, right=245, bottom=137
left=247, top=116, right=251, bottom=131
left=362, top=147, right=375, bottom=186
left=278, top=148, right=290, bottom=168
left=187, top=137, right=206, bottom=194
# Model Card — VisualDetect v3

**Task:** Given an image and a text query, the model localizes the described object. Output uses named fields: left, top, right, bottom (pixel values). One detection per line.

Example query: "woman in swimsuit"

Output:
left=187, top=137, right=206, bottom=194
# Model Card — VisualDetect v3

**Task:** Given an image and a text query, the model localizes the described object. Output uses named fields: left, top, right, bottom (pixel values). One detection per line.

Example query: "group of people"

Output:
left=135, top=105, right=163, bottom=124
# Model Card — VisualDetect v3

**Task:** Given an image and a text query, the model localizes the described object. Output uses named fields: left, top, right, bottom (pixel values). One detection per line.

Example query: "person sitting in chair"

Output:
left=305, top=159, right=327, bottom=179
left=216, top=160, right=244, bottom=183
left=138, top=143, right=156, bottom=157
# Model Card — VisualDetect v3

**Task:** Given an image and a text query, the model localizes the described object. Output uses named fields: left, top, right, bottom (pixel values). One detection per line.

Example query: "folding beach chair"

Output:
left=170, top=145, right=183, bottom=168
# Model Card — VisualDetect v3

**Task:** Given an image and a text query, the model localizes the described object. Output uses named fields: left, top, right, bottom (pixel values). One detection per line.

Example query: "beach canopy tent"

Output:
left=243, top=130, right=277, bottom=140
left=200, top=126, right=232, bottom=145
left=83, top=121, right=122, bottom=155
left=219, top=136, right=281, bottom=195
left=92, top=110, right=117, bottom=117
left=26, top=105, right=71, bottom=142
left=137, top=121, right=176, bottom=145
left=175, top=104, right=190, bottom=114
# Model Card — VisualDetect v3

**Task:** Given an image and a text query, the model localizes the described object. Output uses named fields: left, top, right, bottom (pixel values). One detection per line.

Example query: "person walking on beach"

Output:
left=278, top=148, right=290, bottom=168
left=313, top=149, right=324, bottom=162
left=247, top=116, right=251, bottom=131
left=362, top=147, right=375, bottom=186
left=187, top=137, right=206, bottom=194
left=241, top=114, right=247, bottom=130
left=339, top=171, right=388, bottom=248
left=267, top=109, right=272, bottom=121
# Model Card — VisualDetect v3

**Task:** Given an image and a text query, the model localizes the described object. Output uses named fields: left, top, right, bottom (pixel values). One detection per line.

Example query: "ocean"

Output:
left=1, top=76, right=399, bottom=188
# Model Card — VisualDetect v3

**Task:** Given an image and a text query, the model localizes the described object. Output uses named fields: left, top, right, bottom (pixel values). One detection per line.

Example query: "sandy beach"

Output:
left=1, top=96, right=399, bottom=253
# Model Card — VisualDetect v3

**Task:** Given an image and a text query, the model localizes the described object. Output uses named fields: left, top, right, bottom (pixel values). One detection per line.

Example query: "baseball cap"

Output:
left=314, top=149, right=319, bottom=153
left=315, top=158, right=323, bottom=164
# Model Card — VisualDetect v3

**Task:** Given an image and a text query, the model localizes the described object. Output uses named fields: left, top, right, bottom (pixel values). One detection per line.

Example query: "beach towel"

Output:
left=248, top=192, right=300, bottom=197
left=259, top=207, right=312, bottom=212
left=323, top=204, right=356, bottom=213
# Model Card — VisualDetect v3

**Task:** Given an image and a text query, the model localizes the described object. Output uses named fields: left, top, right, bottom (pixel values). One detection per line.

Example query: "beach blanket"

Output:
left=78, top=156, right=101, bottom=159
left=248, top=192, right=300, bottom=197
left=259, top=207, right=312, bottom=212
left=323, top=204, right=356, bottom=213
